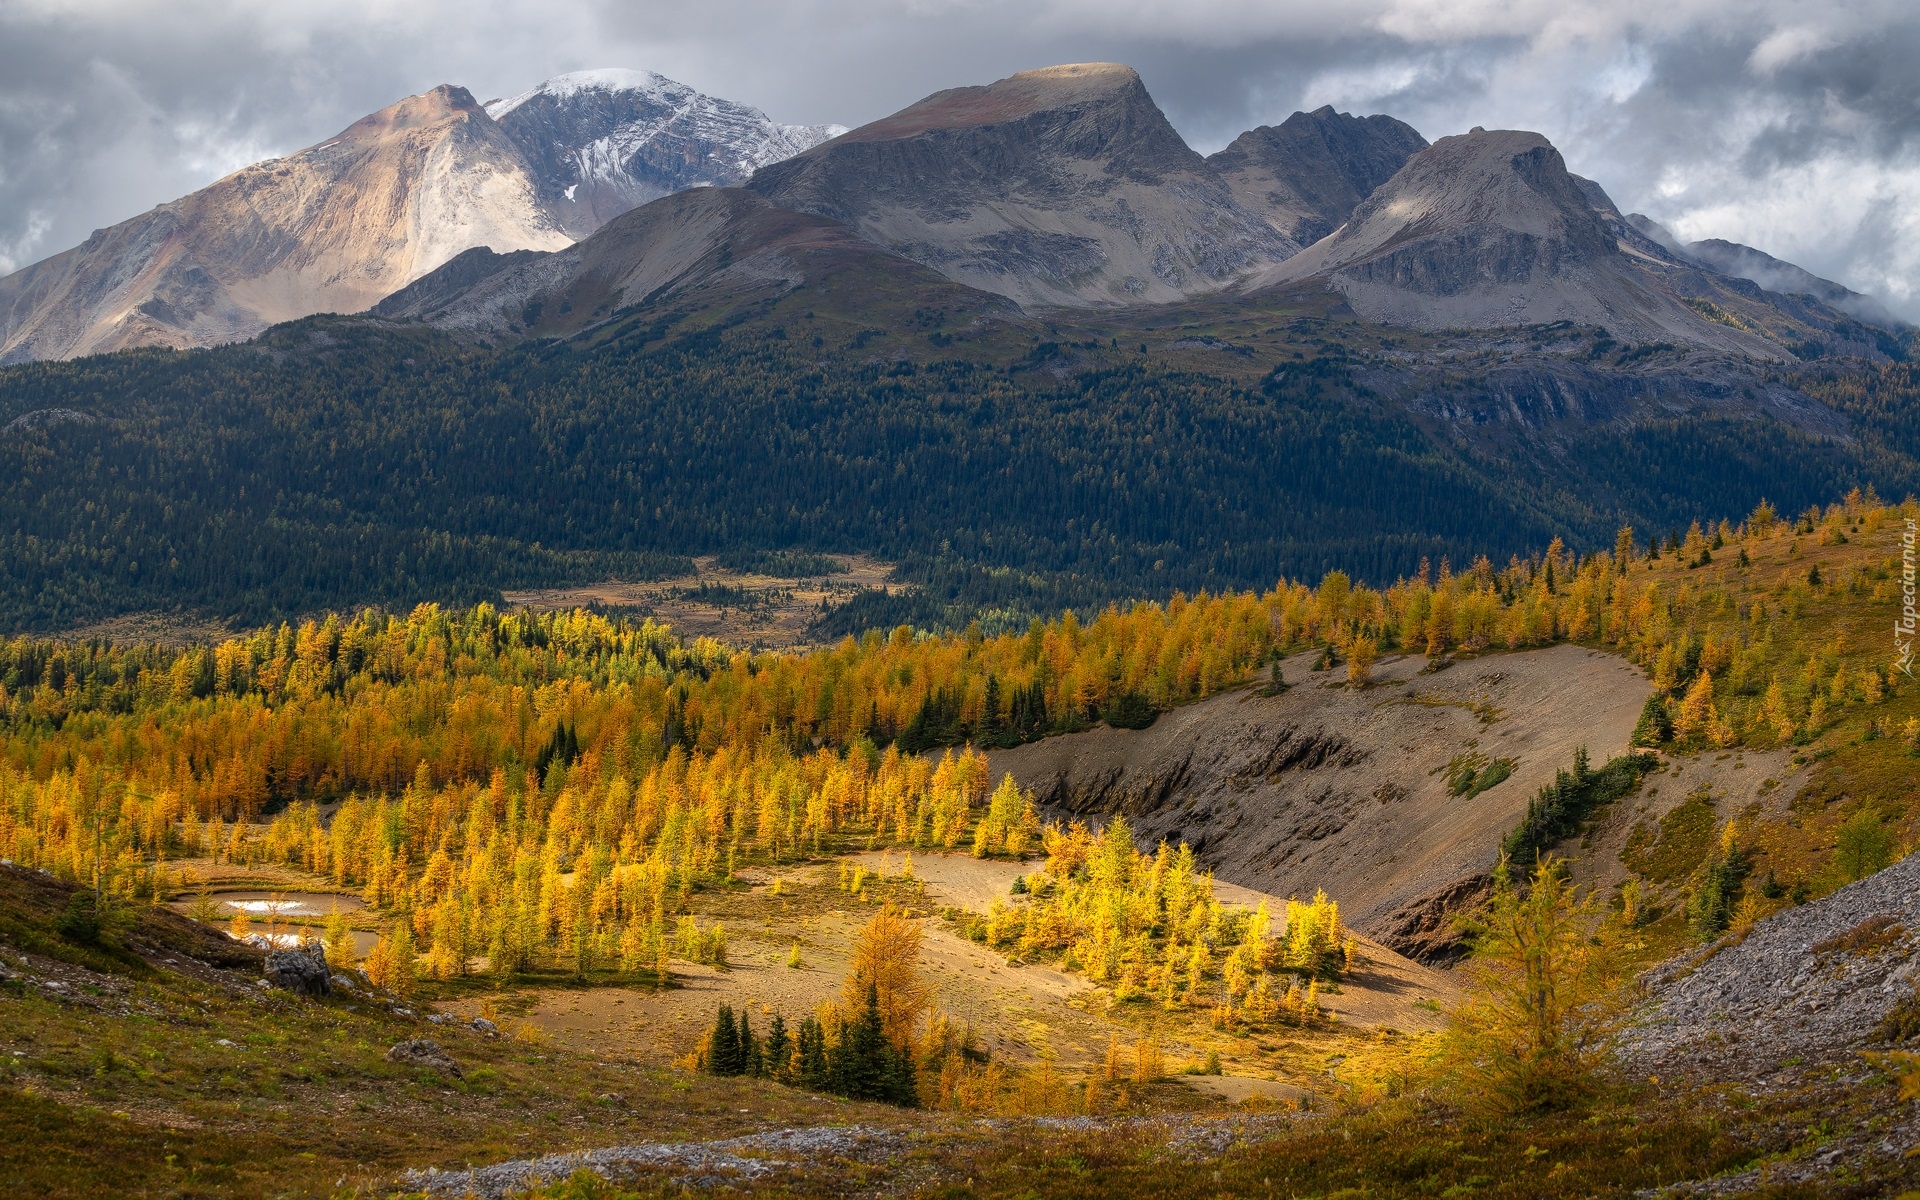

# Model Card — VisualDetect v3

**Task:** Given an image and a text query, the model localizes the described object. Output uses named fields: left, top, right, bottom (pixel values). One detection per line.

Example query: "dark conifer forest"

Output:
left=0, top=312, right=1913, bottom=631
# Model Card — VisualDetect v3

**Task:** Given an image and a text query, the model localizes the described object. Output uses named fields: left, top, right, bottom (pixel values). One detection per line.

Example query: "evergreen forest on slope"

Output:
left=0, top=304, right=1916, bottom=633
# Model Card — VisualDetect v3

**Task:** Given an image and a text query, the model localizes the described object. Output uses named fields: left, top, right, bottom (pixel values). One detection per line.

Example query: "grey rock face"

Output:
left=263, top=942, right=331, bottom=996
left=1623, top=850, right=1920, bottom=1082
left=386, top=1038, right=463, bottom=1078
left=748, top=63, right=1296, bottom=308
left=488, top=70, right=844, bottom=239
left=1250, top=128, right=1788, bottom=353
left=1207, top=106, right=1429, bottom=246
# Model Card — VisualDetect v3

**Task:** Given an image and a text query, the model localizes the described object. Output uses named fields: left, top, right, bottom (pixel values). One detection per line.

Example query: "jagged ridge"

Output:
left=486, top=69, right=845, bottom=238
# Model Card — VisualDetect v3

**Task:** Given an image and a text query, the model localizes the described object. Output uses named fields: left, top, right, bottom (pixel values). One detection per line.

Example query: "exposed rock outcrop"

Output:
left=1624, top=851, right=1920, bottom=1082
left=747, top=63, right=1297, bottom=308
left=1367, top=873, right=1494, bottom=963
left=263, top=942, right=331, bottom=996
left=488, top=69, right=845, bottom=239
left=1207, top=107, right=1429, bottom=246
left=386, top=1038, right=463, bottom=1077
left=1248, top=128, right=1814, bottom=354
left=989, top=645, right=1651, bottom=937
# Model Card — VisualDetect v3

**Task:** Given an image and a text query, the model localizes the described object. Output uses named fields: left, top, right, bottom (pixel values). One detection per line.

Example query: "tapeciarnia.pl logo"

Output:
left=1899, top=516, right=1917, bottom=678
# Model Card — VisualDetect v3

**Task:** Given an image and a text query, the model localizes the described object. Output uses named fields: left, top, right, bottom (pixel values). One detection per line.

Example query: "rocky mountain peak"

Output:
left=487, top=68, right=845, bottom=237
left=1251, top=126, right=1782, bottom=352
left=0, top=70, right=844, bottom=362
left=337, top=84, right=486, bottom=143
left=0, top=81, right=568, bottom=363
left=749, top=62, right=1292, bottom=308
left=1207, top=105, right=1429, bottom=245
left=1352, top=128, right=1612, bottom=250
left=835, top=62, right=1146, bottom=143
left=484, top=69, right=688, bottom=118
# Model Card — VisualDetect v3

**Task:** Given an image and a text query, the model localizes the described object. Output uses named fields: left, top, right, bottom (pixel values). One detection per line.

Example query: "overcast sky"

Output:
left=3, top=0, right=1917, bottom=317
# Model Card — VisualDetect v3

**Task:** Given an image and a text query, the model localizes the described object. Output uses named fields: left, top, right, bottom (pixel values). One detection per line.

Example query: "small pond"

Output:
left=206, top=890, right=365, bottom=917
left=171, top=891, right=380, bottom=959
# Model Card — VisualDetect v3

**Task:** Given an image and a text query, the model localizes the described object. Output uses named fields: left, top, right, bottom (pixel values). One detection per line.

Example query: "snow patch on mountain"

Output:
left=486, top=69, right=845, bottom=238
left=484, top=69, right=688, bottom=120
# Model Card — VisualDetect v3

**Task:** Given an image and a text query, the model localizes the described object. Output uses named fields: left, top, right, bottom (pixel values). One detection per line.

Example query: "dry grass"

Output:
left=501, top=554, right=904, bottom=650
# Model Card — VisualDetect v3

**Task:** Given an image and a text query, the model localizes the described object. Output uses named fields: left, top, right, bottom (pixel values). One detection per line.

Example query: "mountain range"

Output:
left=0, top=61, right=1915, bottom=633
left=0, top=71, right=843, bottom=364
left=0, top=61, right=1900, bottom=368
left=373, top=63, right=1891, bottom=364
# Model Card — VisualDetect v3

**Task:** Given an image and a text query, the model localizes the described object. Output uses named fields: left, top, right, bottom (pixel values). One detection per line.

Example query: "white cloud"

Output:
left=1748, top=26, right=1840, bottom=74
left=0, top=210, right=50, bottom=276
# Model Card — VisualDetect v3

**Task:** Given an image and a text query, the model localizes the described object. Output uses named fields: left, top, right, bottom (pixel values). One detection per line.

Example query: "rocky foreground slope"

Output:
left=1612, top=851, right=1920, bottom=1193
left=1627, top=849, right=1920, bottom=1083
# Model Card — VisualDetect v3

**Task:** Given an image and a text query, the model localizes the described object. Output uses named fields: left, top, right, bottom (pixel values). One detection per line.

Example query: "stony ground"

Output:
left=1621, top=850, right=1920, bottom=1194
left=1626, top=851, right=1920, bottom=1079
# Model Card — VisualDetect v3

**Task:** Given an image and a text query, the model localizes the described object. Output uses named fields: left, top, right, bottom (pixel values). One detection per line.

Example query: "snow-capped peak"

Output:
left=483, top=68, right=846, bottom=239
left=485, top=69, right=689, bottom=120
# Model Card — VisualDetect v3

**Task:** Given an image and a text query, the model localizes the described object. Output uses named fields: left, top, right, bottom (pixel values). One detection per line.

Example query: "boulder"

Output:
left=386, top=1038, right=463, bottom=1078
left=263, top=942, right=331, bottom=996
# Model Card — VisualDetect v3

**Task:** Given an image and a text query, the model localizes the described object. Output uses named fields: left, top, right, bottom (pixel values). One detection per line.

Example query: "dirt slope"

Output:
left=990, top=645, right=1652, bottom=956
left=856, top=849, right=1460, bottom=1033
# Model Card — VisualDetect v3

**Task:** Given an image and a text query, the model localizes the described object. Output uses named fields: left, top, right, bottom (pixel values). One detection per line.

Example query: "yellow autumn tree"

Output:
left=1673, top=670, right=1716, bottom=742
left=842, top=907, right=931, bottom=1047
left=1444, top=857, right=1620, bottom=1114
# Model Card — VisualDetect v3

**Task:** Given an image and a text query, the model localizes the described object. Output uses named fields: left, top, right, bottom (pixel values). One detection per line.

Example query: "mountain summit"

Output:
left=0, top=85, right=570, bottom=364
left=747, top=63, right=1297, bottom=307
left=486, top=69, right=845, bottom=238
left=1252, top=128, right=1794, bottom=352
left=0, top=72, right=841, bottom=363
left=1207, top=106, right=1429, bottom=246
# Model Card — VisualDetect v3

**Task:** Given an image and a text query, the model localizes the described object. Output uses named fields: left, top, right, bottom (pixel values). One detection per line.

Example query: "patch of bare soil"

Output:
left=489, top=892, right=1104, bottom=1069
left=51, top=612, right=235, bottom=646
left=853, top=850, right=1460, bottom=1036
left=991, top=645, right=1654, bottom=951
left=850, top=849, right=1028, bottom=913
left=502, top=554, right=907, bottom=649
left=1175, top=1075, right=1312, bottom=1105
